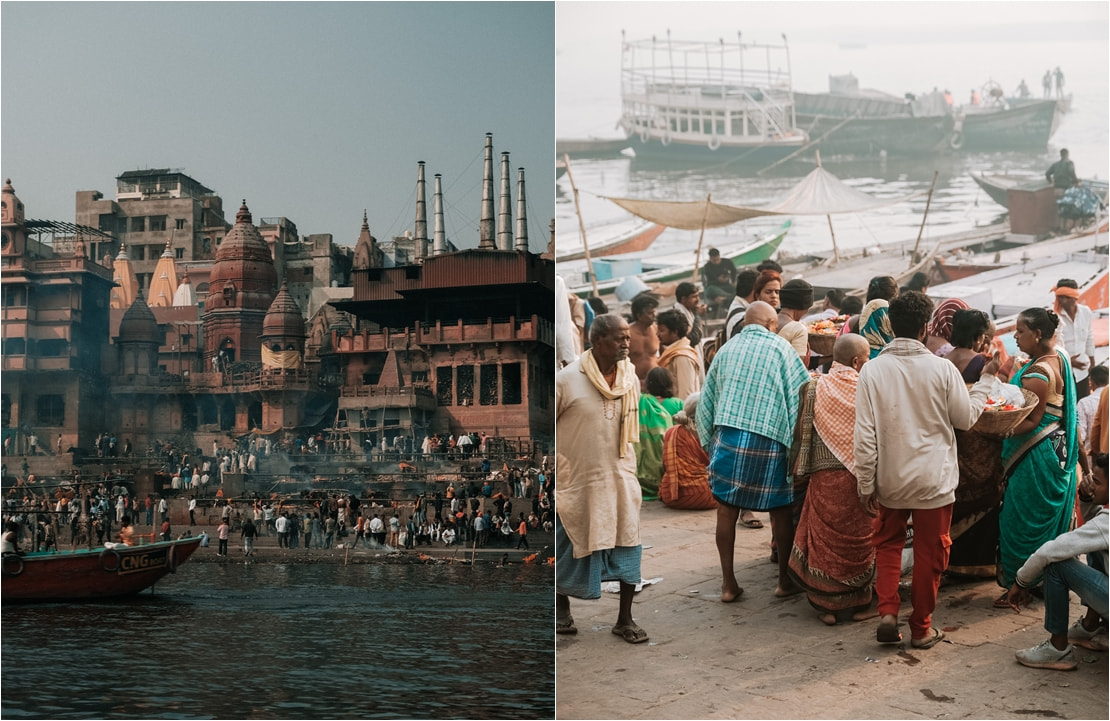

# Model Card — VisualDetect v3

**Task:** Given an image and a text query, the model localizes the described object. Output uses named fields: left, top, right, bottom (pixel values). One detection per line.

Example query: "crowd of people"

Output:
left=555, top=267, right=1107, bottom=669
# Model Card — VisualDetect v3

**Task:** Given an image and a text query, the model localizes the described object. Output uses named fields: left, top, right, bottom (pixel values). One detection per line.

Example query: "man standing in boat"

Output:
left=1046, top=149, right=1077, bottom=198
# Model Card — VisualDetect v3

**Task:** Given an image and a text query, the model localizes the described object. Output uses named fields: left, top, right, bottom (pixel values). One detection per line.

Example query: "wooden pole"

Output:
left=691, top=193, right=713, bottom=283
left=814, top=151, right=840, bottom=264
left=910, top=170, right=940, bottom=267
left=562, top=154, right=599, bottom=297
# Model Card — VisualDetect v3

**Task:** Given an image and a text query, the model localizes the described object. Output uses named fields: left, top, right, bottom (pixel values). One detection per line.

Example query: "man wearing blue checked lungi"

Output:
left=697, top=301, right=811, bottom=601
left=555, top=314, right=648, bottom=644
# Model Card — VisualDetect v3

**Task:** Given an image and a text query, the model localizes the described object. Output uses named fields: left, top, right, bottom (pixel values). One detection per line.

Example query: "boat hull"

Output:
left=959, top=100, right=1057, bottom=151
left=626, top=135, right=807, bottom=165
left=795, top=111, right=955, bottom=156
left=570, top=222, right=789, bottom=297
left=793, top=91, right=956, bottom=156
left=1, top=536, right=202, bottom=602
left=556, top=223, right=666, bottom=262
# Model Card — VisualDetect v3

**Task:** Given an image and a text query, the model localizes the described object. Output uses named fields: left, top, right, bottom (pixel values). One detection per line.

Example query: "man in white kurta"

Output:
left=555, top=314, right=648, bottom=644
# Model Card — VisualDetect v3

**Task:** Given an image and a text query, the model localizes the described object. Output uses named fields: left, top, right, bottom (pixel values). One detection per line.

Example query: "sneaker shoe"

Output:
left=1015, top=639, right=1079, bottom=670
left=1067, top=620, right=1108, bottom=651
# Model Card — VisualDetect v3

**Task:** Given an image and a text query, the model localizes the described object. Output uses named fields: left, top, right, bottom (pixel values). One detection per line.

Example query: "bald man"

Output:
left=697, top=300, right=811, bottom=600
left=788, top=333, right=877, bottom=625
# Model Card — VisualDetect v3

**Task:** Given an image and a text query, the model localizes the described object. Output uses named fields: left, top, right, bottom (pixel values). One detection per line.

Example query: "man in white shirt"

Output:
left=1078, top=365, right=1108, bottom=451
left=856, top=291, right=999, bottom=650
left=1053, top=279, right=1096, bottom=399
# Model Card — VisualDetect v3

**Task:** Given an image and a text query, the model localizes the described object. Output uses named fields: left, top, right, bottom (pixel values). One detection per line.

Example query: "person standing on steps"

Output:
left=555, top=314, right=648, bottom=644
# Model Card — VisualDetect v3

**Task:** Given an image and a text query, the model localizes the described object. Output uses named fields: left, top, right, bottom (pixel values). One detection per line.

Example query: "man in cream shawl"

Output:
left=555, top=314, right=648, bottom=644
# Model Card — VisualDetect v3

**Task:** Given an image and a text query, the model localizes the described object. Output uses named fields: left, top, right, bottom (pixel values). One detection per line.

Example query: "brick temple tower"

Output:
left=202, top=201, right=277, bottom=366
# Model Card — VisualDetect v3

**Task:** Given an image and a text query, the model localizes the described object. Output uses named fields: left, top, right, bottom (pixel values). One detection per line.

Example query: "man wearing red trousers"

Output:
left=854, top=291, right=1000, bottom=649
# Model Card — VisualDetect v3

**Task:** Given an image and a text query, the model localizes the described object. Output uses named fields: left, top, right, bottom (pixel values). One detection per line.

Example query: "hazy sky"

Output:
left=1, top=2, right=555, bottom=251
left=557, top=1, right=1109, bottom=143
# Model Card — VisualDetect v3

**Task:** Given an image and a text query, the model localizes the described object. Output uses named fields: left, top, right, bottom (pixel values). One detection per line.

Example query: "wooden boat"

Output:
left=955, top=99, right=1058, bottom=151
left=929, top=238, right=1108, bottom=323
left=793, top=90, right=955, bottom=157
left=555, top=218, right=667, bottom=262
left=566, top=220, right=790, bottom=297
left=1, top=535, right=203, bottom=602
left=971, top=173, right=1109, bottom=210
left=617, top=36, right=808, bottom=164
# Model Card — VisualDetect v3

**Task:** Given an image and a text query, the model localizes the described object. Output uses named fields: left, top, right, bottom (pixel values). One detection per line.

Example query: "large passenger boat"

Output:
left=617, top=33, right=809, bottom=165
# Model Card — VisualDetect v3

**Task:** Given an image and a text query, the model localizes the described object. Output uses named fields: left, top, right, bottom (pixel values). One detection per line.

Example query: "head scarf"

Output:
left=580, top=349, right=640, bottom=458
left=1051, top=284, right=1080, bottom=314
left=926, top=298, right=970, bottom=341
left=859, top=299, right=894, bottom=359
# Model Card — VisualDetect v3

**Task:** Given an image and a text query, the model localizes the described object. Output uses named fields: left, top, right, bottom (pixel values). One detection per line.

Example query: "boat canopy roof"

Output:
left=605, top=167, right=923, bottom=230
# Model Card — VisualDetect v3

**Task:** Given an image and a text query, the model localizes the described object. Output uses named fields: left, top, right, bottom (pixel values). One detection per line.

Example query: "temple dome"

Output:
left=205, top=200, right=278, bottom=312
left=262, top=281, right=306, bottom=340
left=118, top=293, right=158, bottom=343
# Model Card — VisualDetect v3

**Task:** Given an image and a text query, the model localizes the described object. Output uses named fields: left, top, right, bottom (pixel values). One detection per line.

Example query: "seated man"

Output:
left=700, top=248, right=737, bottom=315
left=1007, top=453, right=1108, bottom=670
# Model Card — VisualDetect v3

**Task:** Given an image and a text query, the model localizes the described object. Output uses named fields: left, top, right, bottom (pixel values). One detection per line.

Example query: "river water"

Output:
left=1, top=563, right=554, bottom=719
left=556, top=15, right=1109, bottom=264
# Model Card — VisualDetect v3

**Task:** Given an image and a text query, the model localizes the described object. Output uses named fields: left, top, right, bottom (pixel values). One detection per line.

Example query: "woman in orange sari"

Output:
left=660, top=393, right=716, bottom=510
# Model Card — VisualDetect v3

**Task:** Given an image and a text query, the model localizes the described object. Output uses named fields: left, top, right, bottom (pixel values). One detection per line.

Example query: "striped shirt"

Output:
left=697, top=324, right=811, bottom=449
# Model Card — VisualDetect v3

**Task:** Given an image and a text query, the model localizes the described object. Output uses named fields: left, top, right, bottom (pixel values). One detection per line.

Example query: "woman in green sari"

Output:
left=996, top=307, right=1079, bottom=605
left=635, top=367, right=685, bottom=501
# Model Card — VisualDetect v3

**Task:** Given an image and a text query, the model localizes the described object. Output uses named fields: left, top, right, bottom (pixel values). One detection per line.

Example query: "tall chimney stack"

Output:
left=497, top=151, right=513, bottom=251
left=414, top=161, right=428, bottom=261
left=479, top=133, right=496, bottom=249
left=433, top=174, right=447, bottom=256
left=515, top=167, right=529, bottom=252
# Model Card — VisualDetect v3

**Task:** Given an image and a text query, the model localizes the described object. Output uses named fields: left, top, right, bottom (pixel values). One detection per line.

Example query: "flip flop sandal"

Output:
left=911, top=627, right=946, bottom=650
left=739, top=512, right=764, bottom=529
left=877, top=617, right=902, bottom=644
left=611, top=624, right=649, bottom=644
left=556, top=616, right=578, bottom=635
left=993, top=592, right=1011, bottom=609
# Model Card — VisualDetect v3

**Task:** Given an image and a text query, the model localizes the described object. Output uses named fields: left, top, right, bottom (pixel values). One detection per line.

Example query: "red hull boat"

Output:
left=1, top=536, right=202, bottom=602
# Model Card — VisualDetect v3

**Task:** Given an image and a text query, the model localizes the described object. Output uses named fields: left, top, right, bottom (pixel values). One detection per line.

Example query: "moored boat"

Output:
left=955, top=99, right=1058, bottom=151
left=617, top=34, right=808, bottom=165
left=793, top=84, right=955, bottom=157
left=555, top=217, right=667, bottom=262
left=2, top=535, right=203, bottom=602
left=565, top=220, right=790, bottom=297
left=971, top=172, right=1109, bottom=210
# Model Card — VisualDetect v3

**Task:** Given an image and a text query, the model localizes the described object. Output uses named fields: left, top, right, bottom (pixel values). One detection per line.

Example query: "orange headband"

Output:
left=1051, top=286, right=1079, bottom=314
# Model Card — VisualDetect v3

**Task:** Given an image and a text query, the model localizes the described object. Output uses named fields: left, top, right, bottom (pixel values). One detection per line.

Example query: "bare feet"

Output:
left=852, top=604, right=880, bottom=622
left=818, top=613, right=837, bottom=626
left=774, top=582, right=804, bottom=598
left=721, top=578, right=744, bottom=603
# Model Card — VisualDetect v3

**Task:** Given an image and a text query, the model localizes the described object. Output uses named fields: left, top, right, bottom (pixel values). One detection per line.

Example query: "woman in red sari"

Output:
left=788, top=334, right=877, bottom=625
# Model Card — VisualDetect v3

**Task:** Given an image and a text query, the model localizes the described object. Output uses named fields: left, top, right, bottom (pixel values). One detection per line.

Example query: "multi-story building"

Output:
left=74, top=169, right=231, bottom=297
left=1, top=134, right=553, bottom=468
left=1, top=179, right=116, bottom=455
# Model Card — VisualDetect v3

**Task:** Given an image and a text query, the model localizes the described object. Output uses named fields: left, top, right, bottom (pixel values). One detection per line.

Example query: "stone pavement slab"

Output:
left=556, top=502, right=1107, bottom=719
